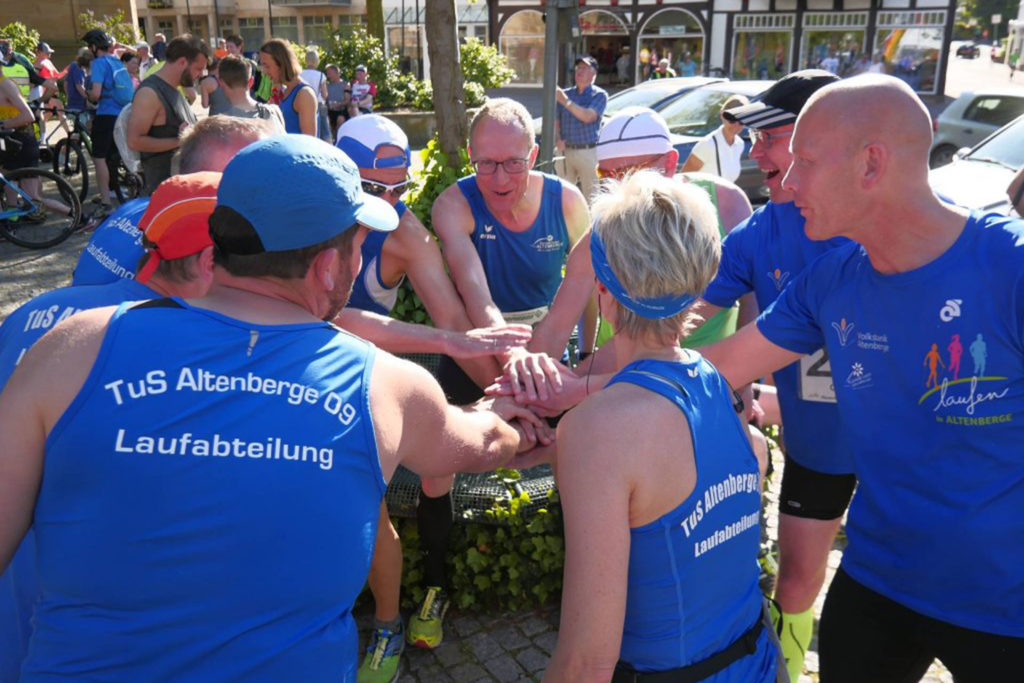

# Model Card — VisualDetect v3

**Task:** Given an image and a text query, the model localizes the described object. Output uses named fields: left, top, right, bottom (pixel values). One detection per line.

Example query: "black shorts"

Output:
left=435, top=355, right=485, bottom=406
left=820, top=567, right=1024, bottom=683
left=91, top=114, right=118, bottom=159
left=779, top=454, right=856, bottom=521
left=0, top=129, right=39, bottom=170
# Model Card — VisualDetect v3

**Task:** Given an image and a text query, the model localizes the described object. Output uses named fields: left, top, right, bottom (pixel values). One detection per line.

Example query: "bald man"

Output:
left=701, top=75, right=1024, bottom=682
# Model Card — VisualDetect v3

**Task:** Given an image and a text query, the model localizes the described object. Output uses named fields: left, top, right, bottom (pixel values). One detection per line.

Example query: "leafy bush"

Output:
left=320, top=27, right=405, bottom=110
left=394, top=469, right=565, bottom=612
left=459, top=37, right=516, bottom=91
left=78, top=10, right=138, bottom=46
left=390, top=136, right=474, bottom=324
left=464, top=81, right=486, bottom=108
left=0, top=22, right=40, bottom=58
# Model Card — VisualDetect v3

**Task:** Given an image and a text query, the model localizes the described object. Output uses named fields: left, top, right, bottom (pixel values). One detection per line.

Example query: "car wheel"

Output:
left=929, top=144, right=958, bottom=169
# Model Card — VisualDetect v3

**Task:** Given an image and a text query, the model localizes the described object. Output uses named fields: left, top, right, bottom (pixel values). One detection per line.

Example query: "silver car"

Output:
left=929, top=114, right=1024, bottom=214
left=929, top=90, right=1024, bottom=168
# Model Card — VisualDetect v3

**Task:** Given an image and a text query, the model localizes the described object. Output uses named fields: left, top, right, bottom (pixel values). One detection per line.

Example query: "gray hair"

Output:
left=177, top=116, right=276, bottom=174
left=468, top=97, right=535, bottom=148
left=591, top=170, right=720, bottom=344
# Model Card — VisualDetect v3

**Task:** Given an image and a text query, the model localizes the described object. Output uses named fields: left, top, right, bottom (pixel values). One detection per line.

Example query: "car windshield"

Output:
left=967, top=116, right=1024, bottom=169
left=605, top=82, right=688, bottom=117
left=658, top=88, right=737, bottom=137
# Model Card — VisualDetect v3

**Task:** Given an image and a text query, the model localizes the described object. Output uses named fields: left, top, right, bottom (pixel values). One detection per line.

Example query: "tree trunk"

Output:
left=366, top=0, right=386, bottom=46
left=425, top=0, right=467, bottom=170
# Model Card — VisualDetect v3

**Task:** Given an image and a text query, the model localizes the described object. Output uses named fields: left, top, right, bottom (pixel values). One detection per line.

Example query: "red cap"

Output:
left=136, top=172, right=220, bottom=283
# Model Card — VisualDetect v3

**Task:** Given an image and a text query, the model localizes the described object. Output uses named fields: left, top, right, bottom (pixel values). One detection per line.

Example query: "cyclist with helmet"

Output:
left=82, top=29, right=124, bottom=220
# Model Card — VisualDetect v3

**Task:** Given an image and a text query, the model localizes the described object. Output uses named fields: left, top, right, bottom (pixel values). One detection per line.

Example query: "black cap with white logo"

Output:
left=723, top=69, right=840, bottom=129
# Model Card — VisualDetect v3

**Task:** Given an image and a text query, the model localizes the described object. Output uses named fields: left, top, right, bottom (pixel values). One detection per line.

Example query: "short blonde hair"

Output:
left=469, top=97, right=535, bottom=147
left=591, top=171, right=720, bottom=344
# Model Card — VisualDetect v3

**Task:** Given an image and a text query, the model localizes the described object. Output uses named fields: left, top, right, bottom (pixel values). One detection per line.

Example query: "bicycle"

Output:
left=0, top=131, right=83, bottom=249
left=44, top=105, right=142, bottom=205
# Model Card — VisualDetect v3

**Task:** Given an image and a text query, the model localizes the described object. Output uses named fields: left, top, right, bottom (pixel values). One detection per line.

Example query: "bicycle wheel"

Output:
left=110, top=155, right=143, bottom=204
left=51, top=138, right=90, bottom=203
left=0, top=168, right=82, bottom=249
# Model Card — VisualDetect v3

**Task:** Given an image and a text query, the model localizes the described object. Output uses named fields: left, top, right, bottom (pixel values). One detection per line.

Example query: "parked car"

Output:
left=532, top=76, right=724, bottom=145
left=657, top=80, right=775, bottom=203
left=929, top=89, right=1024, bottom=168
left=955, top=41, right=980, bottom=59
left=929, top=114, right=1024, bottom=214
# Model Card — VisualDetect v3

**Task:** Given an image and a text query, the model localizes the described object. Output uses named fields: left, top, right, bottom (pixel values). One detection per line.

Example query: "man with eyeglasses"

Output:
left=334, top=114, right=534, bottom=679
left=688, top=69, right=854, bottom=683
left=423, top=97, right=591, bottom=646
left=555, top=55, right=607, bottom=202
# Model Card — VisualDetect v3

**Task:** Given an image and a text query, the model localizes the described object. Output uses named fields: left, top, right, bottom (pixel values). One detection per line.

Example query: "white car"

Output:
left=929, top=114, right=1024, bottom=214
left=929, top=90, right=1024, bottom=168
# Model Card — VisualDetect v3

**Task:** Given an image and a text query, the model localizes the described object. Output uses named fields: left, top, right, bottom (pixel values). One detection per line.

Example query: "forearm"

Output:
left=544, top=650, right=616, bottom=683
left=441, top=404, right=519, bottom=475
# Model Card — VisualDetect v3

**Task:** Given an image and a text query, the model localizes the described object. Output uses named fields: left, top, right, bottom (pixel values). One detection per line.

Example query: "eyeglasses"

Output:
left=472, top=158, right=530, bottom=175
left=361, top=179, right=411, bottom=197
left=749, top=128, right=794, bottom=147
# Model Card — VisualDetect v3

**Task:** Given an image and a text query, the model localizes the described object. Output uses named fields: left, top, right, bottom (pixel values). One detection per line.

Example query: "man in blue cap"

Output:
left=0, top=135, right=540, bottom=681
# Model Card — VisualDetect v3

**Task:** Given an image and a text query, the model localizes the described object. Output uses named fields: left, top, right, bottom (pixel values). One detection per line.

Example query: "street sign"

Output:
left=993, top=14, right=1002, bottom=24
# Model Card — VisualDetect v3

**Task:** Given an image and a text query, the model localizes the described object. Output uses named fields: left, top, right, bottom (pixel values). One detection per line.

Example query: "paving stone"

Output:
left=489, top=623, right=531, bottom=651
left=517, top=614, right=550, bottom=638
left=450, top=614, right=483, bottom=638
left=396, top=674, right=419, bottom=683
left=404, top=645, right=436, bottom=668
left=465, top=632, right=504, bottom=661
left=484, top=654, right=525, bottom=683
left=450, top=662, right=489, bottom=683
left=514, top=647, right=549, bottom=674
left=532, top=630, right=558, bottom=655
left=434, top=643, right=468, bottom=668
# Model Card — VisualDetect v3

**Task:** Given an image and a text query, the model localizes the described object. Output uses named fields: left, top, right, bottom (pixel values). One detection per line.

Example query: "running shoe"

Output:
left=22, top=206, right=47, bottom=223
left=357, top=623, right=404, bottom=683
left=406, top=586, right=449, bottom=649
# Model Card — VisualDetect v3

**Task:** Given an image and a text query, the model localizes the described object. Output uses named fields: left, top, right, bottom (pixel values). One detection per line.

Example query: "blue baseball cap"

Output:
left=217, top=135, right=397, bottom=252
left=335, top=114, right=411, bottom=169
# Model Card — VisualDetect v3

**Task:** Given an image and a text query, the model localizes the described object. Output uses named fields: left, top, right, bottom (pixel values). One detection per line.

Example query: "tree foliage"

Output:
left=459, top=37, right=517, bottom=91
left=78, top=10, right=138, bottom=46
left=0, top=22, right=40, bottom=58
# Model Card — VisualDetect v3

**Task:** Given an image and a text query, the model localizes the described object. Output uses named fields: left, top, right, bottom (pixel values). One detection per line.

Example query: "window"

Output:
left=499, top=10, right=546, bottom=84
left=304, top=16, right=333, bottom=46
left=271, top=16, right=299, bottom=44
left=220, top=19, right=235, bottom=39
left=964, top=96, right=1024, bottom=127
left=188, top=18, right=208, bottom=42
left=157, top=20, right=175, bottom=36
left=238, top=17, right=265, bottom=50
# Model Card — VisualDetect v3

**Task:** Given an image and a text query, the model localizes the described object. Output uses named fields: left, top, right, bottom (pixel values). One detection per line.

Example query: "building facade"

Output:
left=134, top=0, right=367, bottom=50
left=492, top=0, right=956, bottom=95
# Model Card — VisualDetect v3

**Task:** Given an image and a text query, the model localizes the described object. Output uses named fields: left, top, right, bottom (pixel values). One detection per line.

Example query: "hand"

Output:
left=555, top=89, right=568, bottom=106
left=511, top=437, right=557, bottom=468
left=509, top=414, right=556, bottom=453
left=502, top=348, right=563, bottom=403
left=444, top=324, right=532, bottom=359
left=488, top=360, right=588, bottom=415
left=555, top=138, right=566, bottom=153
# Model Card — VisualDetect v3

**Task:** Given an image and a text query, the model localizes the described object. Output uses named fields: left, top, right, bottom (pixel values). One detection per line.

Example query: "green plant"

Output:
left=0, top=22, right=40, bottom=58
left=463, top=81, right=486, bottom=108
left=458, top=37, right=516, bottom=91
left=78, top=10, right=138, bottom=47
left=321, top=27, right=405, bottom=110
left=395, top=469, right=565, bottom=612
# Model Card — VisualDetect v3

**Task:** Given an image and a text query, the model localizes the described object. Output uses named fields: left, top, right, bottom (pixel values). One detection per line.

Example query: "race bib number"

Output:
left=799, top=348, right=836, bottom=403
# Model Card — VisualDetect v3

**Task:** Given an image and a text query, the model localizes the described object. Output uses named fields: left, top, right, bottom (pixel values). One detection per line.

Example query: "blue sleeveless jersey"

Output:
left=72, top=198, right=148, bottom=286
left=280, top=83, right=318, bottom=136
left=22, top=299, right=383, bottom=681
left=457, top=173, right=569, bottom=314
left=703, top=201, right=853, bottom=474
left=348, top=202, right=408, bottom=315
left=0, top=277, right=158, bottom=681
left=759, top=211, right=1024, bottom=637
left=609, top=356, right=777, bottom=680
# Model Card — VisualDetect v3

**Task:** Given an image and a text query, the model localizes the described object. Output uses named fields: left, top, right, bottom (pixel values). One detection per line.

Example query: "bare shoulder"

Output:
left=431, top=182, right=474, bottom=236
left=558, top=382, right=659, bottom=468
left=559, top=177, right=591, bottom=241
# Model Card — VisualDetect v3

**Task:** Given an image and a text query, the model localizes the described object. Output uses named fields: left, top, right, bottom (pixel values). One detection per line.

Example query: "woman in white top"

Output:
left=682, top=95, right=749, bottom=183
left=299, top=49, right=332, bottom=141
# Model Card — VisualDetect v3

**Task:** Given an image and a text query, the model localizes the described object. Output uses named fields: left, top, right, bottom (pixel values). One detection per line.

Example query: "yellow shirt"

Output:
left=0, top=74, right=20, bottom=121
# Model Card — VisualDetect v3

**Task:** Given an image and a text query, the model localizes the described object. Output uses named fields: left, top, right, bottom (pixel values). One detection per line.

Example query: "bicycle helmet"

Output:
left=82, top=29, right=114, bottom=50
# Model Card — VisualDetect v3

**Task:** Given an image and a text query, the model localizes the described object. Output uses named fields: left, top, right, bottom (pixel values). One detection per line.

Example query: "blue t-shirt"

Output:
left=347, top=202, right=408, bottom=316
left=703, top=201, right=853, bottom=474
left=0, top=277, right=158, bottom=681
left=72, top=198, right=148, bottom=286
left=89, top=55, right=126, bottom=117
left=610, top=356, right=777, bottom=680
left=65, top=62, right=86, bottom=111
left=757, top=210, right=1024, bottom=637
left=457, top=173, right=569, bottom=316
left=22, top=299, right=382, bottom=681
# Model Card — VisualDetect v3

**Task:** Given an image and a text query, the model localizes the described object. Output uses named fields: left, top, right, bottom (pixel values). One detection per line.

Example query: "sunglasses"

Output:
left=361, top=179, right=411, bottom=197
left=749, top=128, right=794, bottom=147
